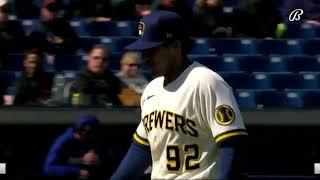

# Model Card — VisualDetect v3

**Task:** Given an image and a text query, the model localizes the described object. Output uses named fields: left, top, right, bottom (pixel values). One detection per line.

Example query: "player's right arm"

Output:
left=111, top=81, right=155, bottom=179
left=111, top=122, right=152, bottom=180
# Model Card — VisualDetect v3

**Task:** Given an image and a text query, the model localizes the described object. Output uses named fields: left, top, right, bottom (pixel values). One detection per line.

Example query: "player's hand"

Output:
left=82, top=149, right=99, bottom=165
left=79, top=169, right=90, bottom=179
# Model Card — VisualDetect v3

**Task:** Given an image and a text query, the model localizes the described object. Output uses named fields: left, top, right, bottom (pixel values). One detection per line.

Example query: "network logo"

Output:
left=289, top=9, right=304, bottom=22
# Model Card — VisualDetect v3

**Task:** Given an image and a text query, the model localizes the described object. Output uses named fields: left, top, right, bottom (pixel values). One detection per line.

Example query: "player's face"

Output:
left=142, top=44, right=175, bottom=77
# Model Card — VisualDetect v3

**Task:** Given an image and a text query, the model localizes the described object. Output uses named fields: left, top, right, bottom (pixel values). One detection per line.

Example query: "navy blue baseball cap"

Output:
left=125, top=10, right=188, bottom=51
left=74, top=114, right=100, bottom=132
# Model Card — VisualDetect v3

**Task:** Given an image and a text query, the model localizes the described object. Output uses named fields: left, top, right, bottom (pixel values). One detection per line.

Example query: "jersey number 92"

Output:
left=166, top=144, right=200, bottom=172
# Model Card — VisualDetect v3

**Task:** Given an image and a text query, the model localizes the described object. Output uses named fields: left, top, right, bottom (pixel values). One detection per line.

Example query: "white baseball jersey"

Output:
left=133, top=62, right=247, bottom=179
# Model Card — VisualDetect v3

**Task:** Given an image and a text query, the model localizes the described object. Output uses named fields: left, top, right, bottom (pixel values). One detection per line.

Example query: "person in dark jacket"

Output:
left=192, top=0, right=232, bottom=37
left=43, top=114, right=102, bottom=180
left=155, top=0, right=193, bottom=27
left=232, top=0, right=282, bottom=38
left=14, top=49, right=53, bottom=105
left=70, top=44, right=123, bottom=106
left=28, top=2, right=79, bottom=55
left=112, top=0, right=152, bottom=21
left=0, top=1, right=25, bottom=54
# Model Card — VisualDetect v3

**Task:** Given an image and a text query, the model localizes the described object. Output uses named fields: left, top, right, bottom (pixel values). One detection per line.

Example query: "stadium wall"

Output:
left=0, top=107, right=319, bottom=179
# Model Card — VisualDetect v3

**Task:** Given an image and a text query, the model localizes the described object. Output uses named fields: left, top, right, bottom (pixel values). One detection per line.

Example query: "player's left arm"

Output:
left=198, top=74, right=248, bottom=179
left=216, top=133, right=248, bottom=180
left=212, top=79, right=248, bottom=179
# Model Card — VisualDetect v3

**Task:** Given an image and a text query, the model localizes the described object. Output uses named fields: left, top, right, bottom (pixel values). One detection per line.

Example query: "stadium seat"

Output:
left=70, top=20, right=88, bottom=36
left=257, top=39, right=303, bottom=55
left=114, top=21, right=137, bottom=36
left=285, top=89, right=320, bottom=107
left=249, top=73, right=272, bottom=89
left=0, top=71, right=18, bottom=91
left=87, top=21, right=137, bottom=36
left=223, top=0, right=238, bottom=6
left=219, top=71, right=250, bottom=89
left=54, top=55, right=84, bottom=71
left=230, top=55, right=271, bottom=72
left=268, top=72, right=297, bottom=89
left=108, top=53, right=122, bottom=70
left=62, top=70, right=77, bottom=82
left=113, top=37, right=138, bottom=53
left=255, top=89, right=287, bottom=107
left=79, top=36, right=101, bottom=52
left=284, top=90, right=305, bottom=108
left=20, top=19, right=41, bottom=35
left=268, top=72, right=310, bottom=90
left=99, top=37, right=118, bottom=53
left=267, top=55, right=289, bottom=72
left=235, top=89, right=256, bottom=108
left=303, top=39, right=320, bottom=55
left=213, top=39, right=257, bottom=55
left=298, top=72, right=320, bottom=89
left=190, top=38, right=212, bottom=54
left=286, top=55, right=320, bottom=72
left=286, top=23, right=317, bottom=38
left=189, top=55, right=239, bottom=71
left=4, top=54, right=24, bottom=71
left=302, top=90, right=320, bottom=107
left=315, top=26, right=320, bottom=37
left=80, top=36, right=137, bottom=53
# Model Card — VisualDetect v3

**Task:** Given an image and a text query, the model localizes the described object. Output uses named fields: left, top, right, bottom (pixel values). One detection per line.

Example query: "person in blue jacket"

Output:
left=43, top=114, right=101, bottom=180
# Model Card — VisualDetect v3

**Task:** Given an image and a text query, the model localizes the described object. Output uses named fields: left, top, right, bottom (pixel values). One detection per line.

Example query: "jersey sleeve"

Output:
left=198, top=75, right=248, bottom=143
left=133, top=121, right=149, bottom=147
left=133, top=88, right=150, bottom=147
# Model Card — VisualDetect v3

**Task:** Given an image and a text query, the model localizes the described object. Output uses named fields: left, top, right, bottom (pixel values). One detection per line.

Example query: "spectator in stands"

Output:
left=0, top=0, right=25, bottom=54
left=62, top=0, right=113, bottom=20
left=155, top=0, right=193, bottom=26
left=28, top=2, right=79, bottom=55
left=116, top=52, right=148, bottom=106
left=232, top=0, right=282, bottom=38
left=113, top=0, right=152, bottom=21
left=14, top=49, right=53, bottom=105
left=116, top=52, right=148, bottom=94
left=281, top=0, right=320, bottom=25
left=70, top=44, right=123, bottom=106
left=13, top=0, right=41, bottom=18
left=192, top=0, right=232, bottom=37
left=43, top=114, right=103, bottom=180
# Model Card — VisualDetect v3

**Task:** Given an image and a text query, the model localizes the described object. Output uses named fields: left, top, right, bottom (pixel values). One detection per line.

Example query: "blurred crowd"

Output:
left=0, top=0, right=319, bottom=107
